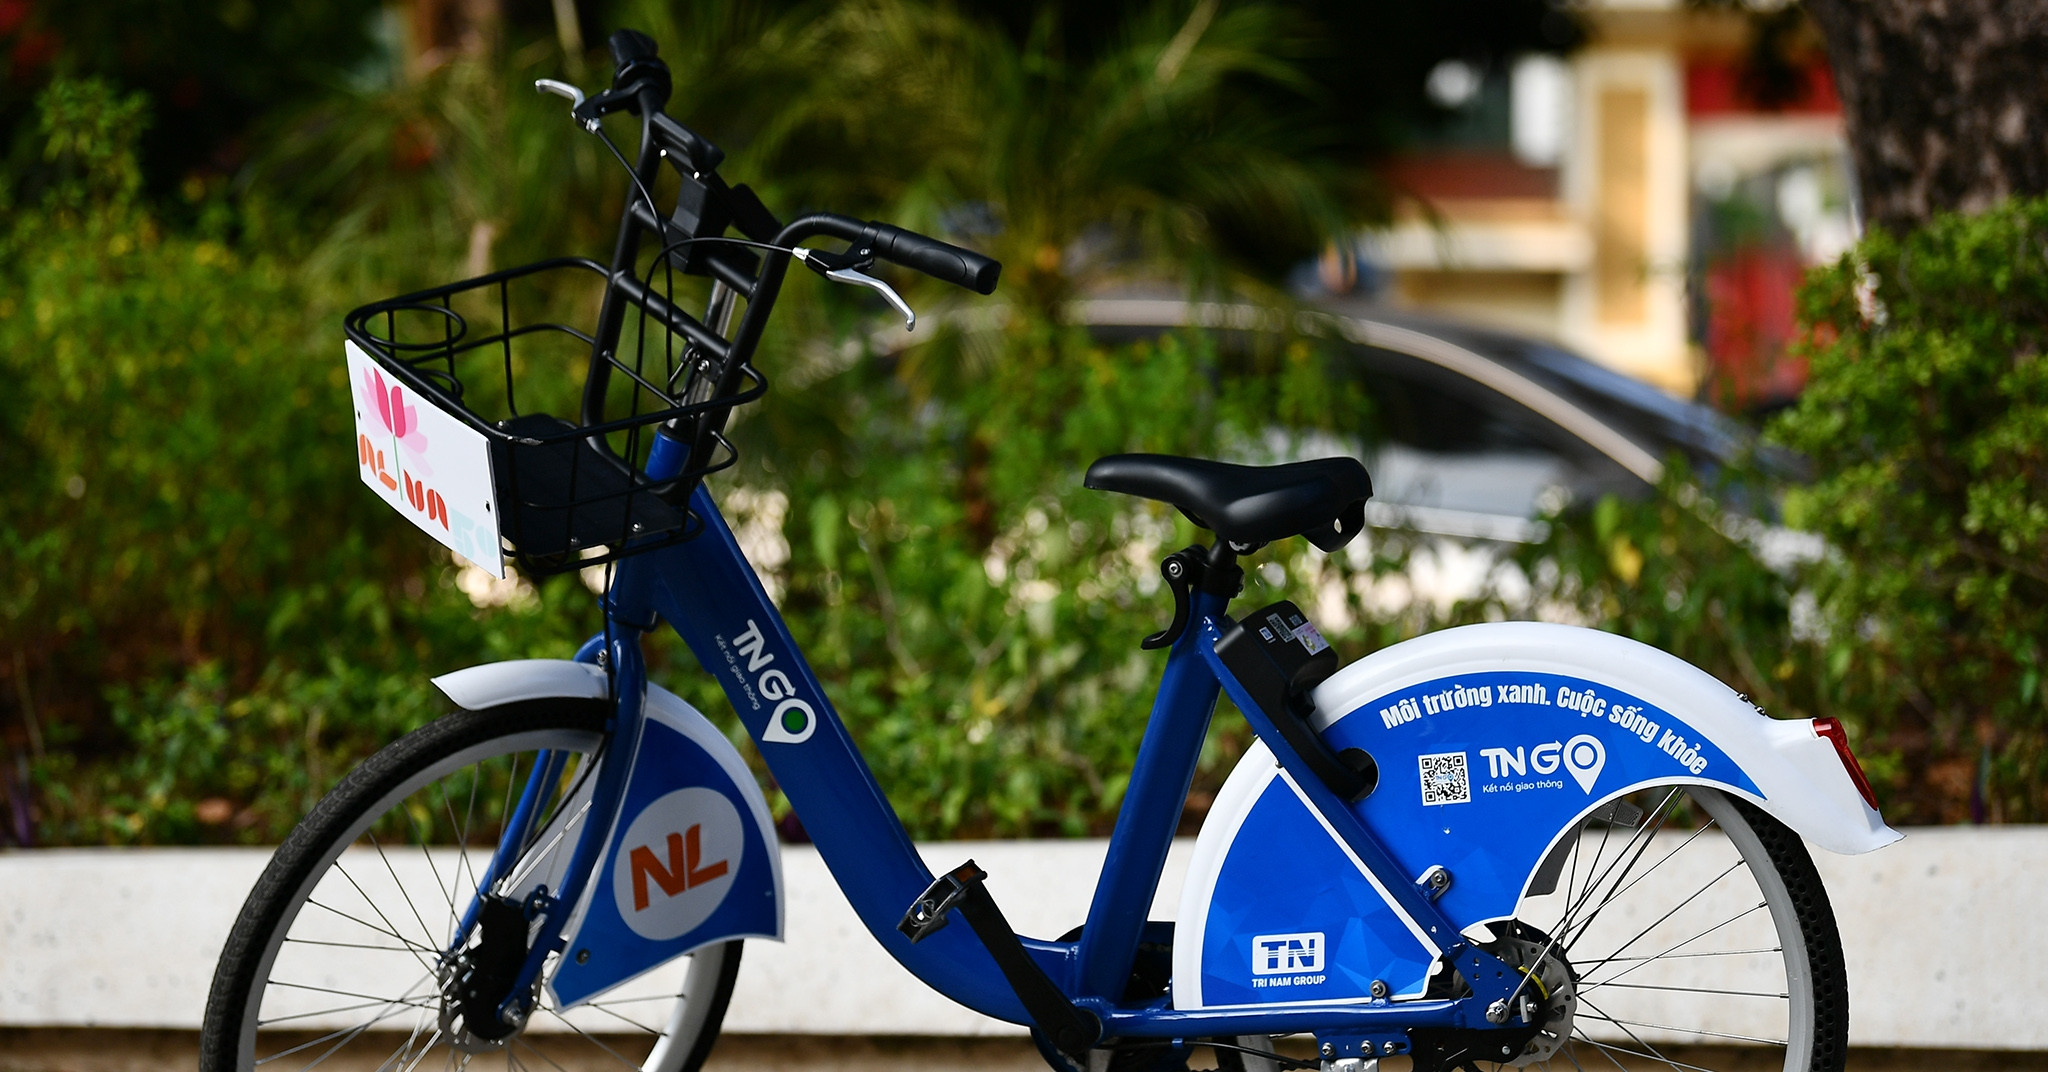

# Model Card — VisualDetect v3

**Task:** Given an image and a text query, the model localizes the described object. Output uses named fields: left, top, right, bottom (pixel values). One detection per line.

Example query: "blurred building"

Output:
left=1351, top=0, right=1853, bottom=408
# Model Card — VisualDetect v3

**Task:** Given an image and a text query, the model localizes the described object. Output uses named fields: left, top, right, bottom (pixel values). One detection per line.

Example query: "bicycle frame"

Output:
left=458, top=461, right=1523, bottom=1046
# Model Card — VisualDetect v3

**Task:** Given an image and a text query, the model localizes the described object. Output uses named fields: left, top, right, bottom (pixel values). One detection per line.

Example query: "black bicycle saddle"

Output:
left=1083, top=453, right=1373, bottom=552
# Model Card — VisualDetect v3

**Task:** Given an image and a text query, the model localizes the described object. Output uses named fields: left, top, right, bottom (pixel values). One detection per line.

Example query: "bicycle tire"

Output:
left=1474, top=784, right=1849, bottom=1072
left=200, top=699, right=743, bottom=1072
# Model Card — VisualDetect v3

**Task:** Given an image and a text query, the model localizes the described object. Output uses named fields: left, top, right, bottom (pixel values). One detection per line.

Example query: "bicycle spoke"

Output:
left=1571, top=994, right=1699, bottom=1071
left=1562, top=808, right=1620, bottom=929
left=511, top=1038, right=576, bottom=1072
left=268, top=979, right=440, bottom=1008
left=1563, top=789, right=1680, bottom=930
left=263, top=978, right=438, bottom=1072
left=328, top=863, right=444, bottom=975
left=284, top=936, right=429, bottom=954
left=258, top=994, right=437, bottom=1028
left=1586, top=821, right=1717, bottom=915
left=378, top=1003, right=443, bottom=1072
left=586, top=992, right=690, bottom=1007
left=535, top=1004, right=649, bottom=1072
left=499, top=750, right=524, bottom=865
left=1577, top=992, right=1785, bottom=1048
left=303, top=897, right=441, bottom=957
left=500, top=798, right=591, bottom=892
left=1587, top=946, right=1779, bottom=963
left=1557, top=789, right=1685, bottom=947
left=1567, top=1030, right=1726, bottom=1072
left=444, top=769, right=485, bottom=945
left=255, top=994, right=435, bottom=1062
left=368, top=831, right=445, bottom=956
left=1514, top=788, right=1685, bottom=1011
left=418, top=780, right=462, bottom=922
left=390, top=1025, right=448, bottom=1072
left=1571, top=861, right=1745, bottom=964
left=1576, top=901, right=1771, bottom=989
left=565, top=997, right=664, bottom=1036
left=1571, top=1029, right=1635, bottom=1072
left=1575, top=979, right=1785, bottom=999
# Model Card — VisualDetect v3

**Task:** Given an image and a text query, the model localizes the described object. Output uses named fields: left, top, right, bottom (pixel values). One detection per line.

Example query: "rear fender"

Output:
left=1172, top=622, right=1896, bottom=1011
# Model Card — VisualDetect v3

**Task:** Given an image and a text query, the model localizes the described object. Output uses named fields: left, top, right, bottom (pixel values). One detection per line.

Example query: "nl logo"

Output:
left=611, top=786, right=745, bottom=941
left=1250, top=931, right=1327, bottom=988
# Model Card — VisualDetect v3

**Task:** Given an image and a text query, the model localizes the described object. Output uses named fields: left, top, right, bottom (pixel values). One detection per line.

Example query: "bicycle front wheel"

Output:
left=1487, top=785, right=1848, bottom=1072
left=200, top=700, right=742, bottom=1072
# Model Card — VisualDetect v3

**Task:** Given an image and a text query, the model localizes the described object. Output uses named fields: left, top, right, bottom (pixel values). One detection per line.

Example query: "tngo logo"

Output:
left=1251, top=932, right=1324, bottom=975
left=731, top=620, right=816, bottom=744
left=1478, top=734, right=1606, bottom=792
left=610, top=787, right=744, bottom=940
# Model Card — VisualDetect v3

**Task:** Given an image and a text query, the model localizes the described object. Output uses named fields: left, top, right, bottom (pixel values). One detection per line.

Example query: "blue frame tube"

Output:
left=450, top=747, right=572, bottom=950
left=446, top=631, right=612, bottom=953
left=629, top=486, right=1034, bottom=1021
left=496, top=626, right=655, bottom=1016
left=1071, top=589, right=1227, bottom=999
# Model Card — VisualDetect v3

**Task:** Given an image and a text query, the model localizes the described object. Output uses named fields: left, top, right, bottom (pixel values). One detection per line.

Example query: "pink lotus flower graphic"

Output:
left=364, top=367, right=432, bottom=476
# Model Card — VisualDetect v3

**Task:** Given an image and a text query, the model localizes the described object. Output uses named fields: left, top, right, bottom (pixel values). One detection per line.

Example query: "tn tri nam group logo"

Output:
left=1251, top=931, right=1324, bottom=977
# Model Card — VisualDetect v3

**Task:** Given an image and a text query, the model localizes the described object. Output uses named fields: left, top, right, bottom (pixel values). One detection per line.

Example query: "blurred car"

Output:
left=1070, top=296, right=1762, bottom=544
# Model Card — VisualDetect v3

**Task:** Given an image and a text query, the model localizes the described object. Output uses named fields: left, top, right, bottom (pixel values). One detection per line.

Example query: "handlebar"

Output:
left=778, top=213, right=1002, bottom=295
left=869, top=222, right=1003, bottom=295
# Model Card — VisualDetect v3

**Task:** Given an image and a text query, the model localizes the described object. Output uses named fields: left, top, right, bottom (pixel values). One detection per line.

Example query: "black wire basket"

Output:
left=344, top=256, right=764, bottom=578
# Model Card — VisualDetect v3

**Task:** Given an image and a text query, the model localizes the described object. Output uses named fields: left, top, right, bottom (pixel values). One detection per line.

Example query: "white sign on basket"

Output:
left=346, top=340, right=506, bottom=578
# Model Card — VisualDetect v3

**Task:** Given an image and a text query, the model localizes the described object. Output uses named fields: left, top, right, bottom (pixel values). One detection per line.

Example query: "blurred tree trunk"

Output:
left=403, top=0, right=501, bottom=80
left=1806, top=0, right=2048, bottom=234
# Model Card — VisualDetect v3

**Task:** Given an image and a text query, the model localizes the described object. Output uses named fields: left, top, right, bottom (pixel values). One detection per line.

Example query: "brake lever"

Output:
left=534, top=79, right=599, bottom=131
left=794, top=248, right=917, bottom=331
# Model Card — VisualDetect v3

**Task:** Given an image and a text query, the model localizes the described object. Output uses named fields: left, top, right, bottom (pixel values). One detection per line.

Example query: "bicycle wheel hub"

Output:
left=438, top=895, right=534, bottom=1050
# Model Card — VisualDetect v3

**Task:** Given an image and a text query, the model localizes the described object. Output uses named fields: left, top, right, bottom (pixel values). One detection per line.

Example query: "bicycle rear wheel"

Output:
left=1492, top=785, right=1848, bottom=1072
left=200, top=700, right=742, bottom=1072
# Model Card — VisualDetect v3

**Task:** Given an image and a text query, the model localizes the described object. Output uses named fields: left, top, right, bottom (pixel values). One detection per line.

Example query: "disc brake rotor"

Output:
left=1484, top=921, right=1578, bottom=1066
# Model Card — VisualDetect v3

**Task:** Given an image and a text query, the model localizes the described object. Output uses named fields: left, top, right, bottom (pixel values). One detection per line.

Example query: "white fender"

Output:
left=433, top=658, right=610, bottom=708
left=1307, top=621, right=1896, bottom=855
left=431, top=659, right=784, bottom=1006
left=1171, top=621, right=1897, bottom=1012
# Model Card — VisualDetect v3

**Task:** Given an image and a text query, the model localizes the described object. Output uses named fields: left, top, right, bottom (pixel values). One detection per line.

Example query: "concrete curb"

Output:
left=1, top=830, right=2039, bottom=1047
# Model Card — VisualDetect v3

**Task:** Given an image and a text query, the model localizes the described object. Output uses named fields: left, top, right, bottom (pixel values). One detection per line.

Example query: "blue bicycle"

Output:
left=202, top=30, right=1898, bottom=1072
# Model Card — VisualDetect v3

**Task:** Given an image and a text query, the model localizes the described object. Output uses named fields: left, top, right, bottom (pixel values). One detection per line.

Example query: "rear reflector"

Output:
left=1812, top=718, right=1879, bottom=810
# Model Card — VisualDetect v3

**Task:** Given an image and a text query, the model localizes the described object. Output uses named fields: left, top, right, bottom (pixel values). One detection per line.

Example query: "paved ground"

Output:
left=6, top=1032, right=2048, bottom=1072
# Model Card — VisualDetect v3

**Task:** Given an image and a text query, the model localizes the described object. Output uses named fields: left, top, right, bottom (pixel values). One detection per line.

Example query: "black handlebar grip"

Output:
left=868, top=223, right=1002, bottom=295
left=608, top=28, right=659, bottom=70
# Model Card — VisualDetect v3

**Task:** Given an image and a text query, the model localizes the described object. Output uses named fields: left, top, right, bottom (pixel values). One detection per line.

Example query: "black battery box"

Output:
left=1215, top=600, right=1376, bottom=802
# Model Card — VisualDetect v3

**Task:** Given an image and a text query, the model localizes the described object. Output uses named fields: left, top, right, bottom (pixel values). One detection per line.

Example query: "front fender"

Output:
left=432, top=658, right=609, bottom=709
left=433, top=659, right=783, bottom=1006
left=1172, top=622, right=1897, bottom=1012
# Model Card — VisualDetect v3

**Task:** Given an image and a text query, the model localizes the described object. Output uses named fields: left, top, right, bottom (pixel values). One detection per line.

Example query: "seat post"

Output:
left=1200, top=540, right=1246, bottom=607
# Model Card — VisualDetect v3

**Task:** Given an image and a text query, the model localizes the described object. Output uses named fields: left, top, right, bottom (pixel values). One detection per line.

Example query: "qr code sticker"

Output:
left=1419, top=752, right=1471, bottom=806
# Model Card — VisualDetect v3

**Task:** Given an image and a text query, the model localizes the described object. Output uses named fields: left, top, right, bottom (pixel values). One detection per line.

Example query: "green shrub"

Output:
left=0, top=80, right=597, bottom=844
left=1767, top=198, right=2048, bottom=823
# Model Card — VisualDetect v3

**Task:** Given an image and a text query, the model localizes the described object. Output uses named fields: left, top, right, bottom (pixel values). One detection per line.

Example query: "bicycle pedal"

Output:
left=897, top=860, right=986, bottom=943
